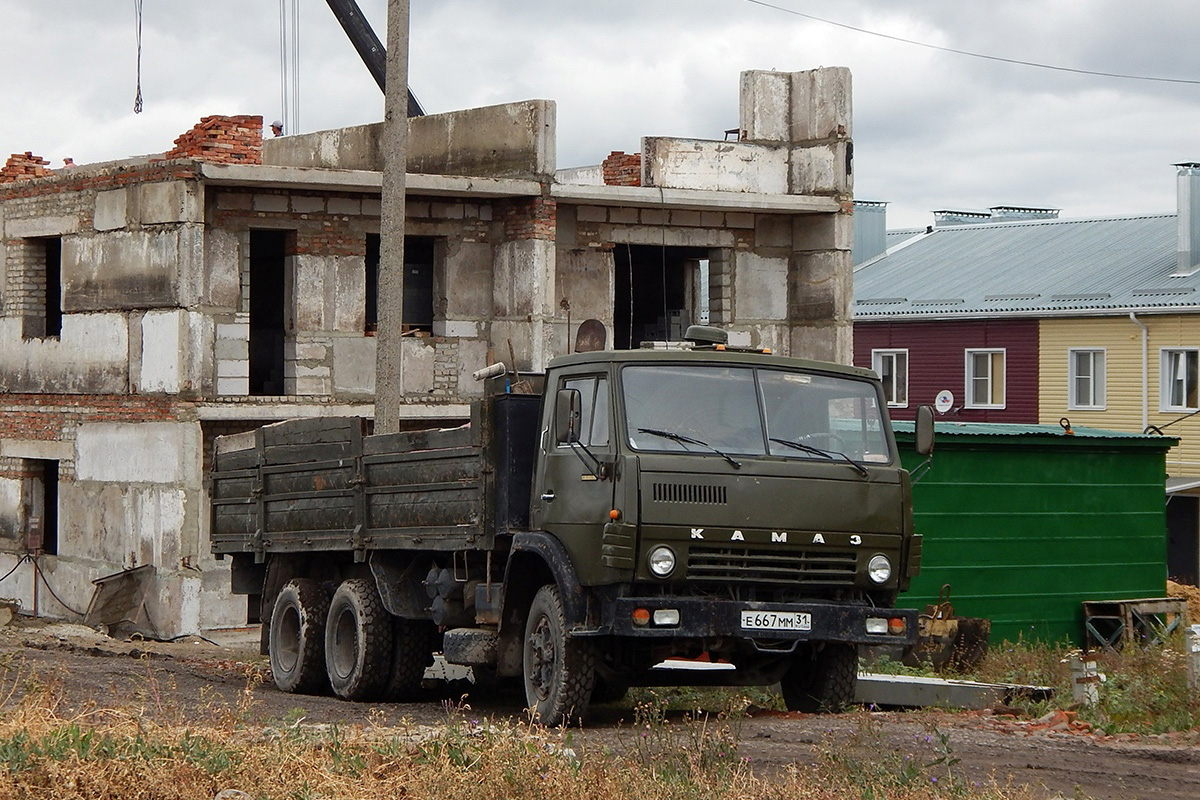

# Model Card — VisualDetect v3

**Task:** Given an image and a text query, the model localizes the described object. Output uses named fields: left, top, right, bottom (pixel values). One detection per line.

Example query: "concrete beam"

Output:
left=550, top=183, right=839, bottom=214
left=193, top=402, right=470, bottom=421
left=198, top=163, right=540, bottom=198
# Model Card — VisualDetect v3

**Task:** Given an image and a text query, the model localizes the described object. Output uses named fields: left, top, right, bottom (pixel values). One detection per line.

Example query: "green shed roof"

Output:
left=894, top=420, right=1178, bottom=450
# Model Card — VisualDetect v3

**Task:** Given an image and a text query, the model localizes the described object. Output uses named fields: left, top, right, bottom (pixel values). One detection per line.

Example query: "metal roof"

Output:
left=893, top=419, right=1178, bottom=444
left=854, top=214, right=1191, bottom=319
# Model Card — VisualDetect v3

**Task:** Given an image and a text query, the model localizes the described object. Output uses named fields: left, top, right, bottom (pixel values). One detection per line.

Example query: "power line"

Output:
left=742, top=0, right=1200, bottom=86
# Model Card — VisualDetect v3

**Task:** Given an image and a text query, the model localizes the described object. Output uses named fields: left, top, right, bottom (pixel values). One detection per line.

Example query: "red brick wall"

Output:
left=0, top=395, right=191, bottom=442
left=0, top=152, right=53, bottom=184
left=499, top=196, right=556, bottom=241
left=162, top=115, right=263, bottom=165
left=0, top=161, right=199, bottom=202
left=602, top=151, right=641, bottom=186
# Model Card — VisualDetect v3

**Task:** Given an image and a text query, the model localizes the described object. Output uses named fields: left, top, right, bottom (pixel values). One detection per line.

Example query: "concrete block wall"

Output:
left=0, top=395, right=245, bottom=632
left=210, top=188, right=501, bottom=402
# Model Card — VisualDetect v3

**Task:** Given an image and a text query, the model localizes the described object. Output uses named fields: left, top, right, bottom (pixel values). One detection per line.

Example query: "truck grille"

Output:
left=687, top=546, right=857, bottom=586
left=652, top=482, right=727, bottom=505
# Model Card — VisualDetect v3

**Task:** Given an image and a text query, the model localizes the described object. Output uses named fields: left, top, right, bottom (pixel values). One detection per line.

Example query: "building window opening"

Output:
left=27, top=460, right=59, bottom=556
left=872, top=349, right=909, bottom=408
left=43, top=238, right=62, bottom=338
left=1068, top=349, right=1106, bottom=410
left=249, top=230, right=289, bottom=396
left=365, top=234, right=436, bottom=335
left=1162, top=348, right=1200, bottom=411
left=965, top=349, right=1006, bottom=409
left=21, top=237, right=62, bottom=340
left=614, top=245, right=710, bottom=349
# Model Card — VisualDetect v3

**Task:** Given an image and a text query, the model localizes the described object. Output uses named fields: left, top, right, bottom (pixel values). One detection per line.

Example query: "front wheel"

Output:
left=780, top=643, right=858, bottom=713
left=325, top=578, right=394, bottom=700
left=523, top=584, right=595, bottom=725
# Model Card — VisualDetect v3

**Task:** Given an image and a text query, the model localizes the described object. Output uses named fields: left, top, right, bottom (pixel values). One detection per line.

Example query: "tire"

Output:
left=382, top=617, right=438, bottom=701
left=268, top=579, right=330, bottom=694
left=442, top=627, right=498, bottom=666
left=780, top=643, right=858, bottom=713
left=325, top=578, right=394, bottom=701
left=523, top=584, right=595, bottom=726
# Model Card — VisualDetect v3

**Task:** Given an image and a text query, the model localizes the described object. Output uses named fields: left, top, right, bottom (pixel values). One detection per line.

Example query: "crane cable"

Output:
left=132, top=0, right=143, bottom=113
left=278, top=0, right=302, bottom=135
left=278, top=0, right=289, bottom=133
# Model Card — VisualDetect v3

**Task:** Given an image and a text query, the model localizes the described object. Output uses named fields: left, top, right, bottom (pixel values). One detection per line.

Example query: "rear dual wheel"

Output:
left=326, top=578, right=395, bottom=700
left=269, top=579, right=330, bottom=694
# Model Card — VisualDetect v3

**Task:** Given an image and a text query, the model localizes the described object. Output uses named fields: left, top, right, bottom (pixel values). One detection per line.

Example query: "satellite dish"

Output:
left=934, top=390, right=954, bottom=414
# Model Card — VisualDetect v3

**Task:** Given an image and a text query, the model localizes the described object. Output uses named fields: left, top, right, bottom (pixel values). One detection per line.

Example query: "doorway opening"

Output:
left=249, top=230, right=289, bottom=395
left=27, top=460, right=59, bottom=556
left=613, top=245, right=710, bottom=349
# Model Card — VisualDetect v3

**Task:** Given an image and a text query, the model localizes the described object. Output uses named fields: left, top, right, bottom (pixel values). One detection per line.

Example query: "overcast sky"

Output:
left=3, top=1, right=1200, bottom=228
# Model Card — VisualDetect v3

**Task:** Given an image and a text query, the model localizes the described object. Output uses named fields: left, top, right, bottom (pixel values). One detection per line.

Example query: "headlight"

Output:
left=648, top=545, right=676, bottom=578
left=867, top=555, right=892, bottom=584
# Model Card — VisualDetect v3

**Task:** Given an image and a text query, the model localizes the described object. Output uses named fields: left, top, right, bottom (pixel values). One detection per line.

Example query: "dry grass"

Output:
left=0, top=658, right=1047, bottom=800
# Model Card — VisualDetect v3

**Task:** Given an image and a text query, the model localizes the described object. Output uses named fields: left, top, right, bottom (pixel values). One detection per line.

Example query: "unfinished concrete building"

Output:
left=0, top=68, right=854, bottom=635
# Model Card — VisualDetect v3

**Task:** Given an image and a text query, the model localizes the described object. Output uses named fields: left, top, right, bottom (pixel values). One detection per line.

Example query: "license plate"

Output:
left=740, top=611, right=811, bottom=631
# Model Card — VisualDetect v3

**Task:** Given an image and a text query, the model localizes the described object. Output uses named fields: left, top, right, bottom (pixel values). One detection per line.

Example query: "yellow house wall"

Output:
left=1039, top=314, right=1200, bottom=476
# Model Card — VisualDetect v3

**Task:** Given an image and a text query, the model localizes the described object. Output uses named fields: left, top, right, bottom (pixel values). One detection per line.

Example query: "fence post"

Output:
left=1070, top=653, right=1101, bottom=706
left=1188, top=625, right=1200, bottom=691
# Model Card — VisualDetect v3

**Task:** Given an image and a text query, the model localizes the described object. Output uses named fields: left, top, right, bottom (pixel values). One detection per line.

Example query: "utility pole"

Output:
left=375, top=0, right=409, bottom=433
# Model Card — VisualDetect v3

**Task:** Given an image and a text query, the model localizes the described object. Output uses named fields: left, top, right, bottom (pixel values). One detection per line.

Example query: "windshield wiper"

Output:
left=637, top=428, right=742, bottom=469
left=769, top=437, right=868, bottom=477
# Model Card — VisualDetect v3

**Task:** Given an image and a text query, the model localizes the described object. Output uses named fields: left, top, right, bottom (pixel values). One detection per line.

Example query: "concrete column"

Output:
left=788, top=211, right=853, bottom=363
left=374, top=0, right=410, bottom=433
left=492, top=238, right=556, bottom=371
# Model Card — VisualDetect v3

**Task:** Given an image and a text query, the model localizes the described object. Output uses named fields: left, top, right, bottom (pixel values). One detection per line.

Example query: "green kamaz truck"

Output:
left=210, top=327, right=931, bottom=725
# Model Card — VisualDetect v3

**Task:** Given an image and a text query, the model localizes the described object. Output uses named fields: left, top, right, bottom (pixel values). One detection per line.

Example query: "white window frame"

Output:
left=871, top=349, right=909, bottom=408
left=1160, top=348, right=1200, bottom=412
left=964, top=348, right=1006, bottom=409
left=1068, top=348, right=1106, bottom=411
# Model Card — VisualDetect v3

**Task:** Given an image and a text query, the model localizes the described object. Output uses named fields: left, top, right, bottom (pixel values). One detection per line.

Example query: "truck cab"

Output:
left=506, top=340, right=923, bottom=720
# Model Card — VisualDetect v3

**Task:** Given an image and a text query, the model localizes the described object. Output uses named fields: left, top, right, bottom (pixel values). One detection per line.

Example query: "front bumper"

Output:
left=598, top=597, right=919, bottom=647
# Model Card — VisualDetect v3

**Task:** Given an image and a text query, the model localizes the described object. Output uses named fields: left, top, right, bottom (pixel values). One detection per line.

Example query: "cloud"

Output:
left=4, top=0, right=1200, bottom=230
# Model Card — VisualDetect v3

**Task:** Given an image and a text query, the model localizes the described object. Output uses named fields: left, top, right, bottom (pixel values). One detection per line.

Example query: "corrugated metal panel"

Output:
left=854, top=214, right=1184, bottom=319
left=855, top=319, right=1038, bottom=423
left=893, top=427, right=1175, bottom=644
left=894, top=419, right=1177, bottom=443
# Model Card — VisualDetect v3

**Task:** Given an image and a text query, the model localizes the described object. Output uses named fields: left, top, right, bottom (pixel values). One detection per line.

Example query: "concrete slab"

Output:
left=856, top=673, right=1053, bottom=710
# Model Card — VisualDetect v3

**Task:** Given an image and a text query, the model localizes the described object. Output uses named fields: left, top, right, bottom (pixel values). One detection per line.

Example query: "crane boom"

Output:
left=325, top=0, right=424, bottom=116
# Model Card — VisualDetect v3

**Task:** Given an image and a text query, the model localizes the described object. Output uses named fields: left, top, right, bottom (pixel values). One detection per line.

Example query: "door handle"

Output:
left=541, top=491, right=555, bottom=502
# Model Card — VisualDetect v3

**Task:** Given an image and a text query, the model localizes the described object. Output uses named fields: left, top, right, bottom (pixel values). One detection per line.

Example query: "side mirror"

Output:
left=914, top=404, right=935, bottom=456
left=555, top=388, right=582, bottom=445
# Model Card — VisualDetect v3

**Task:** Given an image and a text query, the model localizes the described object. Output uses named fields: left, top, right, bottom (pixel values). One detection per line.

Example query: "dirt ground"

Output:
left=2, top=619, right=1198, bottom=800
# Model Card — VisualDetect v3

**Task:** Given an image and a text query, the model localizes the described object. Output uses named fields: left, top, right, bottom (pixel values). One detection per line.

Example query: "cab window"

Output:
left=561, top=376, right=610, bottom=447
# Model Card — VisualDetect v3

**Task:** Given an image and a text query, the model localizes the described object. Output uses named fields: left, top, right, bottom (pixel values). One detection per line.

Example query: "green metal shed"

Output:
left=892, top=421, right=1176, bottom=645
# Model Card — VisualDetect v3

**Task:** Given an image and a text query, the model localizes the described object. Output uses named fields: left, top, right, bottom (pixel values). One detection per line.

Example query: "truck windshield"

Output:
left=622, top=364, right=892, bottom=464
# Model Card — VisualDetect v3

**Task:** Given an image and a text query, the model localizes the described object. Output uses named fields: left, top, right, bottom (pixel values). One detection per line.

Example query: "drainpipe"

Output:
left=1129, top=312, right=1149, bottom=431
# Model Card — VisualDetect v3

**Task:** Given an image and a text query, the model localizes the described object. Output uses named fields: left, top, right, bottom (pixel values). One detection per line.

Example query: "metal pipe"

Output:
left=1129, top=312, right=1149, bottom=431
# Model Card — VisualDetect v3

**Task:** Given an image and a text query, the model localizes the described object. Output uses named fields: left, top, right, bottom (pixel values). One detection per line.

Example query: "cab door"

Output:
left=531, top=371, right=615, bottom=556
